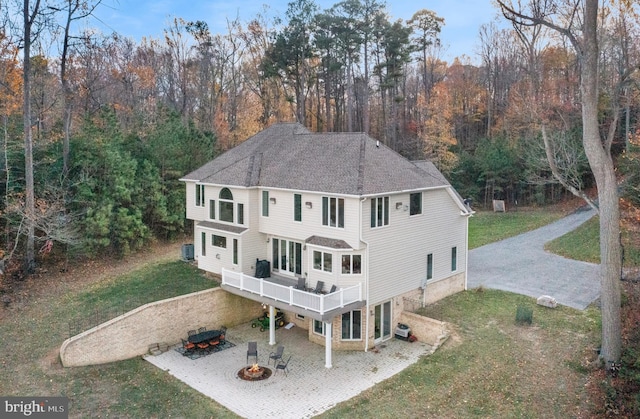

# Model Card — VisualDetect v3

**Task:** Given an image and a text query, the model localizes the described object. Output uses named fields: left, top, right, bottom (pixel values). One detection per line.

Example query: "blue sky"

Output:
left=92, top=0, right=503, bottom=62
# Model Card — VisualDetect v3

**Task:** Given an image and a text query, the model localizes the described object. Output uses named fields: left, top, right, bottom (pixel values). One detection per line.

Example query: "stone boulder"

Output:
left=536, top=295, right=557, bottom=308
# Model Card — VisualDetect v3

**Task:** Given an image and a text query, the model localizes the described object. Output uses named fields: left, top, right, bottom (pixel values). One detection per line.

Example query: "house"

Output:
left=180, top=123, right=472, bottom=367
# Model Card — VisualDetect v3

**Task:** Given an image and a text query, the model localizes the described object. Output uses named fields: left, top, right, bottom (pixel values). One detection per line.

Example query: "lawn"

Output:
left=0, top=260, right=232, bottom=418
left=2, top=207, right=637, bottom=417
left=468, top=209, right=568, bottom=249
left=320, top=290, right=600, bottom=418
left=546, top=215, right=640, bottom=268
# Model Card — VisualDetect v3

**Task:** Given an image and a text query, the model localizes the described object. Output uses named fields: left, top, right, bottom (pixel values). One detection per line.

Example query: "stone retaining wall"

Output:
left=424, top=272, right=466, bottom=304
left=397, top=311, right=449, bottom=346
left=60, top=288, right=262, bottom=367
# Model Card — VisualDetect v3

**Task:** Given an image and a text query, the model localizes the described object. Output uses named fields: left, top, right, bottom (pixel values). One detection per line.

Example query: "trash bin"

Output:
left=255, top=259, right=271, bottom=278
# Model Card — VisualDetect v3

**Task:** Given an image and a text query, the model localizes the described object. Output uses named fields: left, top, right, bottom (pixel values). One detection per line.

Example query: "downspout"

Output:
left=462, top=202, right=474, bottom=291
left=464, top=213, right=469, bottom=290
left=360, top=197, right=371, bottom=353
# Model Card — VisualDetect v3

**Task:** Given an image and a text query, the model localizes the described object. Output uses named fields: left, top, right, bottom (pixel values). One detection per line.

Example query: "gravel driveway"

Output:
left=467, top=208, right=600, bottom=310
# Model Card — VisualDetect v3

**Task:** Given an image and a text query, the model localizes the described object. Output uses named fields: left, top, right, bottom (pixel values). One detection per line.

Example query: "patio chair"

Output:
left=198, top=326, right=207, bottom=333
left=329, top=284, right=337, bottom=294
left=275, top=355, right=291, bottom=376
left=196, top=341, right=210, bottom=352
left=295, top=277, right=306, bottom=290
left=219, top=326, right=227, bottom=344
left=187, top=329, right=196, bottom=337
left=209, top=337, right=220, bottom=351
left=247, top=341, right=258, bottom=364
left=268, top=345, right=284, bottom=366
left=313, top=281, right=324, bottom=294
left=181, top=338, right=195, bottom=353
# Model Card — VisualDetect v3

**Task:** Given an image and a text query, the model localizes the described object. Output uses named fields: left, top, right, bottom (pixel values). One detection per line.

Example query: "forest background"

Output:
left=1, top=0, right=639, bottom=272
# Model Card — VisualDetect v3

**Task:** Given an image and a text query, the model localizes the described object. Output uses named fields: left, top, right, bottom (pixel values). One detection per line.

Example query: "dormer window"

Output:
left=219, top=188, right=234, bottom=223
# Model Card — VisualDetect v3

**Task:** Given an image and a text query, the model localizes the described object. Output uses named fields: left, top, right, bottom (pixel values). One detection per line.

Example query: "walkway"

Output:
left=145, top=321, right=435, bottom=418
left=468, top=208, right=600, bottom=310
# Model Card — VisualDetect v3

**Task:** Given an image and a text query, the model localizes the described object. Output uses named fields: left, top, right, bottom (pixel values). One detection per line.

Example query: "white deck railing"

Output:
left=221, top=268, right=362, bottom=315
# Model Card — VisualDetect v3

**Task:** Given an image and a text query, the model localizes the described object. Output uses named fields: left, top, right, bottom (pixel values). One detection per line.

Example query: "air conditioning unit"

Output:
left=181, top=244, right=194, bottom=261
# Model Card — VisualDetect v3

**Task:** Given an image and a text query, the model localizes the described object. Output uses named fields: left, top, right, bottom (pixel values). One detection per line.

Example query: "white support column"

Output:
left=324, top=321, right=332, bottom=368
left=269, top=305, right=276, bottom=346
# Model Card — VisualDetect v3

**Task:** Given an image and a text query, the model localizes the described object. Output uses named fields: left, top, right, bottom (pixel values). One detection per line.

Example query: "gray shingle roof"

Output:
left=305, top=235, right=352, bottom=249
left=197, top=221, right=248, bottom=234
left=182, top=123, right=451, bottom=196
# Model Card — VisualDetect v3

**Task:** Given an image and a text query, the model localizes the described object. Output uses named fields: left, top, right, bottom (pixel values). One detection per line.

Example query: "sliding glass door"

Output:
left=272, top=238, right=302, bottom=276
left=374, top=301, right=392, bottom=343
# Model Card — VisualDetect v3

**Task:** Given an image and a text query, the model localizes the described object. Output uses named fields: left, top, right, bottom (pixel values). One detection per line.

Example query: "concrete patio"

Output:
left=144, top=321, right=436, bottom=418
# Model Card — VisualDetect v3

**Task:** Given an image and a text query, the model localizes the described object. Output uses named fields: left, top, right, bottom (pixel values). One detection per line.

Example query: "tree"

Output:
left=407, top=9, right=444, bottom=108
left=262, top=0, right=319, bottom=126
left=21, top=0, right=44, bottom=274
left=58, top=0, right=102, bottom=175
left=497, top=0, right=624, bottom=366
left=0, top=32, right=23, bottom=265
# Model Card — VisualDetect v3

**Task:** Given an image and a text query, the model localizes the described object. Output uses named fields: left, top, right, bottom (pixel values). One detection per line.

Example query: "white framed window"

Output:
left=201, top=231, right=206, bottom=256
left=322, top=196, right=344, bottom=228
left=209, top=199, right=215, bottom=219
left=451, top=246, right=458, bottom=271
left=341, top=310, right=362, bottom=340
left=410, top=192, right=422, bottom=215
left=371, top=196, right=389, bottom=227
left=233, top=239, right=238, bottom=265
left=341, top=254, right=362, bottom=274
left=262, top=191, right=269, bottom=217
left=237, top=203, right=244, bottom=225
left=195, top=184, right=205, bottom=207
left=294, top=194, right=302, bottom=222
left=212, top=235, right=227, bottom=248
left=313, top=320, right=327, bottom=336
left=219, top=188, right=234, bottom=223
left=313, top=250, right=332, bottom=272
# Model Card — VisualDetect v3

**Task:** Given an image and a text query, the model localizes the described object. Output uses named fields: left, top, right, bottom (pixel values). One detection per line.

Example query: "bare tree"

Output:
left=497, top=0, right=624, bottom=366
left=22, top=0, right=44, bottom=274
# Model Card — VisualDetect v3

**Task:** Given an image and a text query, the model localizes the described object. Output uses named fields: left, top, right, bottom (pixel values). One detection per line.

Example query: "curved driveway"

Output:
left=467, top=208, right=600, bottom=310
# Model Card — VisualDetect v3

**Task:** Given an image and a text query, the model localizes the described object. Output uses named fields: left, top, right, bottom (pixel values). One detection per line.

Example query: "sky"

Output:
left=92, top=0, right=504, bottom=63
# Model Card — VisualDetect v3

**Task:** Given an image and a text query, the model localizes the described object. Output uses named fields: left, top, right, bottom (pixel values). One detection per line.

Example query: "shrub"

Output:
left=515, top=305, right=533, bottom=325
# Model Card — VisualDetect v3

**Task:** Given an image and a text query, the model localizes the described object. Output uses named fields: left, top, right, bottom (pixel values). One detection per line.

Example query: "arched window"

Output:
left=219, top=188, right=234, bottom=222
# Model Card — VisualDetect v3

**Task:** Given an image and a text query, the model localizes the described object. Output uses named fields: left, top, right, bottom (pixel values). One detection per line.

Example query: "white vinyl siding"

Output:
left=364, top=188, right=467, bottom=305
left=258, top=191, right=360, bottom=250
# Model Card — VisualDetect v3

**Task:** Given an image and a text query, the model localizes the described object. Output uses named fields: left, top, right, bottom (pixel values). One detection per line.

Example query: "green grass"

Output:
left=469, top=210, right=567, bottom=249
left=59, top=261, right=216, bottom=336
left=320, top=290, right=600, bottom=418
left=5, top=207, right=637, bottom=417
left=0, top=259, right=227, bottom=418
left=545, top=215, right=640, bottom=267
left=545, top=216, right=601, bottom=263
left=68, top=261, right=214, bottom=312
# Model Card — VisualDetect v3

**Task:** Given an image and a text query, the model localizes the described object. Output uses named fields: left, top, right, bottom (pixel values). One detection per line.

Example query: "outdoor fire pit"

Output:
left=237, top=363, right=272, bottom=381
